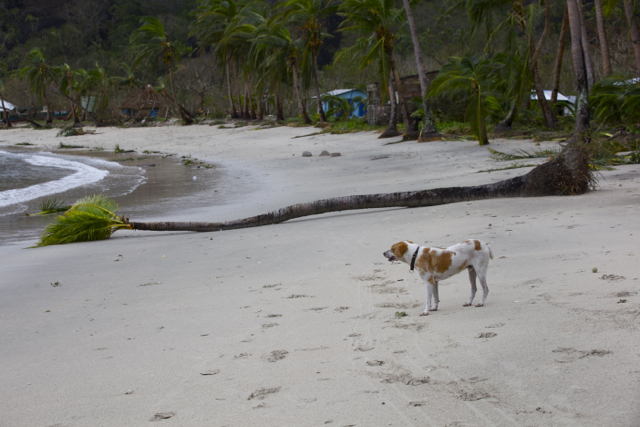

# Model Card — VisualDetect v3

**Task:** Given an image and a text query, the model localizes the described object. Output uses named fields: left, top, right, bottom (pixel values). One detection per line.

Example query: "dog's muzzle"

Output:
left=383, top=250, right=397, bottom=261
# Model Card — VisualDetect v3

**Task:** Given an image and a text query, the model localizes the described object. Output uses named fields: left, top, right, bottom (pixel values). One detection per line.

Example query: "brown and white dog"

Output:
left=383, top=240, right=493, bottom=316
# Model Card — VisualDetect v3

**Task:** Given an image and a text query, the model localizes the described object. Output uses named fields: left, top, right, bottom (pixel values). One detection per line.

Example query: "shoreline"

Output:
left=1, top=125, right=639, bottom=426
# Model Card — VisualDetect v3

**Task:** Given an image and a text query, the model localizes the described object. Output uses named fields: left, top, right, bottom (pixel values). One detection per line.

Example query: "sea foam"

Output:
left=0, top=151, right=109, bottom=208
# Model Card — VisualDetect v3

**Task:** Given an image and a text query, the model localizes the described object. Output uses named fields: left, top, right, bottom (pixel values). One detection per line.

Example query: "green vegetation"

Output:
left=36, top=195, right=132, bottom=246
left=26, top=198, right=71, bottom=216
left=0, top=0, right=638, bottom=150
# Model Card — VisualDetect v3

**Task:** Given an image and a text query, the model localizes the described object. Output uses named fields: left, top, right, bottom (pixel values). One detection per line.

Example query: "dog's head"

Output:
left=383, top=241, right=412, bottom=262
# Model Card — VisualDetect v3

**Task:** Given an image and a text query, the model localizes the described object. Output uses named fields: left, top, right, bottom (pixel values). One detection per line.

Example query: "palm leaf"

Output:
left=37, top=211, right=128, bottom=246
left=36, top=195, right=131, bottom=246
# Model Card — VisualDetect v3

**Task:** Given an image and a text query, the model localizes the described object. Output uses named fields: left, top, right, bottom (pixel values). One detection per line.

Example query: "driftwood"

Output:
left=127, top=145, right=594, bottom=233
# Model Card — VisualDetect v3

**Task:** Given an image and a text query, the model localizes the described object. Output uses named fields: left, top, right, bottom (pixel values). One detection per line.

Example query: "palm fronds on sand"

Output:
left=26, top=198, right=71, bottom=216
left=488, top=147, right=560, bottom=161
left=36, top=195, right=132, bottom=246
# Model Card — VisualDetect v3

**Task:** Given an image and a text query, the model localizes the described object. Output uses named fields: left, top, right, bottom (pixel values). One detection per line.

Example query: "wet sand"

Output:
left=0, top=124, right=639, bottom=426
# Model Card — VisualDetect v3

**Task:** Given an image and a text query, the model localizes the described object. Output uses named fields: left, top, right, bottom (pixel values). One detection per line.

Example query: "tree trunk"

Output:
left=528, top=0, right=557, bottom=129
left=475, top=87, right=489, bottom=145
left=54, top=87, right=100, bottom=125
left=388, top=48, right=414, bottom=137
left=401, top=0, right=441, bottom=142
left=551, top=4, right=569, bottom=103
left=578, top=0, right=595, bottom=86
left=169, top=67, right=193, bottom=124
left=257, top=91, right=264, bottom=120
left=128, top=146, right=593, bottom=233
left=291, top=61, right=312, bottom=124
left=593, top=0, right=612, bottom=77
left=623, top=0, right=640, bottom=76
left=494, top=101, right=518, bottom=134
left=532, top=63, right=558, bottom=128
left=232, top=60, right=245, bottom=119
left=0, top=91, right=12, bottom=128
left=274, top=83, right=285, bottom=121
left=379, top=76, right=401, bottom=138
left=567, top=0, right=590, bottom=140
left=226, top=60, right=238, bottom=118
left=311, top=51, right=328, bottom=122
left=243, top=82, right=251, bottom=119
left=43, top=90, right=53, bottom=124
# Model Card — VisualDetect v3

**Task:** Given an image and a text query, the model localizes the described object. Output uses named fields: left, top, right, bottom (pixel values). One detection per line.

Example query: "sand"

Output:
left=1, top=124, right=639, bottom=426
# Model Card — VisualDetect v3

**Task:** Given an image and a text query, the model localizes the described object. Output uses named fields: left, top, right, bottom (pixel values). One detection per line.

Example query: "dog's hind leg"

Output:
left=475, top=267, right=489, bottom=307
left=464, top=267, right=477, bottom=307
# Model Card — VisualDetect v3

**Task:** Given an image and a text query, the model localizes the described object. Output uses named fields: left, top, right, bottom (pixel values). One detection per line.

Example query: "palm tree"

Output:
left=19, top=48, right=57, bottom=124
left=464, top=0, right=557, bottom=129
left=400, top=0, right=440, bottom=141
left=593, top=0, right=612, bottom=77
left=130, top=16, right=194, bottom=124
left=623, top=0, right=640, bottom=76
left=117, top=63, right=143, bottom=89
left=566, top=0, right=590, bottom=139
left=55, top=63, right=82, bottom=126
left=284, top=0, right=338, bottom=123
left=37, top=146, right=595, bottom=246
left=250, top=10, right=312, bottom=123
left=590, top=76, right=640, bottom=124
left=551, top=4, right=569, bottom=103
left=337, top=0, right=412, bottom=136
left=428, top=55, right=496, bottom=146
left=193, top=0, right=243, bottom=118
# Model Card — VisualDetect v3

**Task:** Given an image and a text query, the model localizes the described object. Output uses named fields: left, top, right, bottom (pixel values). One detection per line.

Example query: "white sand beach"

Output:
left=1, top=124, right=639, bottom=426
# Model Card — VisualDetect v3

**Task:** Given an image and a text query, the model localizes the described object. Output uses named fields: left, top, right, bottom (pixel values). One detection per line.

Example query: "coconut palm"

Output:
left=118, top=63, right=143, bottom=89
left=37, top=145, right=595, bottom=246
left=428, top=55, right=497, bottom=146
left=550, top=4, right=569, bottom=103
left=37, top=195, right=132, bottom=246
left=130, top=16, right=194, bottom=124
left=590, top=76, right=640, bottom=124
left=593, top=0, right=612, bottom=77
left=400, top=0, right=440, bottom=141
left=55, top=63, right=82, bottom=126
left=19, top=48, right=57, bottom=124
left=193, top=0, right=244, bottom=118
left=250, top=10, right=312, bottom=123
left=337, top=0, right=412, bottom=136
left=463, top=0, right=557, bottom=129
left=321, top=93, right=357, bottom=120
left=283, top=0, right=338, bottom=123
left=623, top=0, right=640, bottom=76
left=567, top=0, right=590, bottom=139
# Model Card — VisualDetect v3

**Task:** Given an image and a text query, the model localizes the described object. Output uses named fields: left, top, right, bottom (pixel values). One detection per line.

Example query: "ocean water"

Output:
left=0, top=148, right=227, bottom=246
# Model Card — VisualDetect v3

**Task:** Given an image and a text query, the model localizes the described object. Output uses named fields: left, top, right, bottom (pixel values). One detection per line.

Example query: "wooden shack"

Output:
left=366, top=72, right=438, bottom=126
left=120, top=85, right=171, bottom=119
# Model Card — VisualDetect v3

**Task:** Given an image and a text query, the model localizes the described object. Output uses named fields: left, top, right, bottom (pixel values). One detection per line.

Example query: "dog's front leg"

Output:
left=421, top=279, right=434, bottom=316
left=431, top=282, right=439, bottom=311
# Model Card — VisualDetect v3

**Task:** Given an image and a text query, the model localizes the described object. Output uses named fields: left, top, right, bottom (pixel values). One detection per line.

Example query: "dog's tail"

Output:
left=487, top=242, right=493, bottom=260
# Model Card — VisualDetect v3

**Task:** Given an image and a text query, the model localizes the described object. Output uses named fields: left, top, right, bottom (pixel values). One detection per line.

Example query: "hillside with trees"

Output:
left=0, top=0, right=639, bottom=155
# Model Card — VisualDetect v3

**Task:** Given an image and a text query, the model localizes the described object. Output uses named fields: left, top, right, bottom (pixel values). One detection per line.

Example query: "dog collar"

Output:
left=409, top=247, right=420, bottom=271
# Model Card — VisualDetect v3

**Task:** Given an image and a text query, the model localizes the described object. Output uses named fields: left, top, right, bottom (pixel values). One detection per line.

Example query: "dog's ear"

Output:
left=391, top=241, right=409, bottom=258
left=407, top=240, right=413, bottom=244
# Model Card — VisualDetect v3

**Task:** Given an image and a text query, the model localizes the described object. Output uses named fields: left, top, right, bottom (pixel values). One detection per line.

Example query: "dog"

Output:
left=383, top=240, right=493, bottom=316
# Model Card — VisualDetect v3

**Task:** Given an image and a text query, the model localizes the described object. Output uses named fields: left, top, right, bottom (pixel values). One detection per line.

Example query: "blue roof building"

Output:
left=315, top=89, right=367, bottom=119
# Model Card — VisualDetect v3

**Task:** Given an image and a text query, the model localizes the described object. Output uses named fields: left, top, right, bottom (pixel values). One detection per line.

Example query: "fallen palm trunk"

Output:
left=128, top=145, right=593, bottom=232
left=38, top=145, right=594, bottom=245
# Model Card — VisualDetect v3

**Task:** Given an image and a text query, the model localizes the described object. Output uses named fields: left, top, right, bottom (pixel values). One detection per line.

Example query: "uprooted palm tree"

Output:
left=37, top=144, right=594, bottom=246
